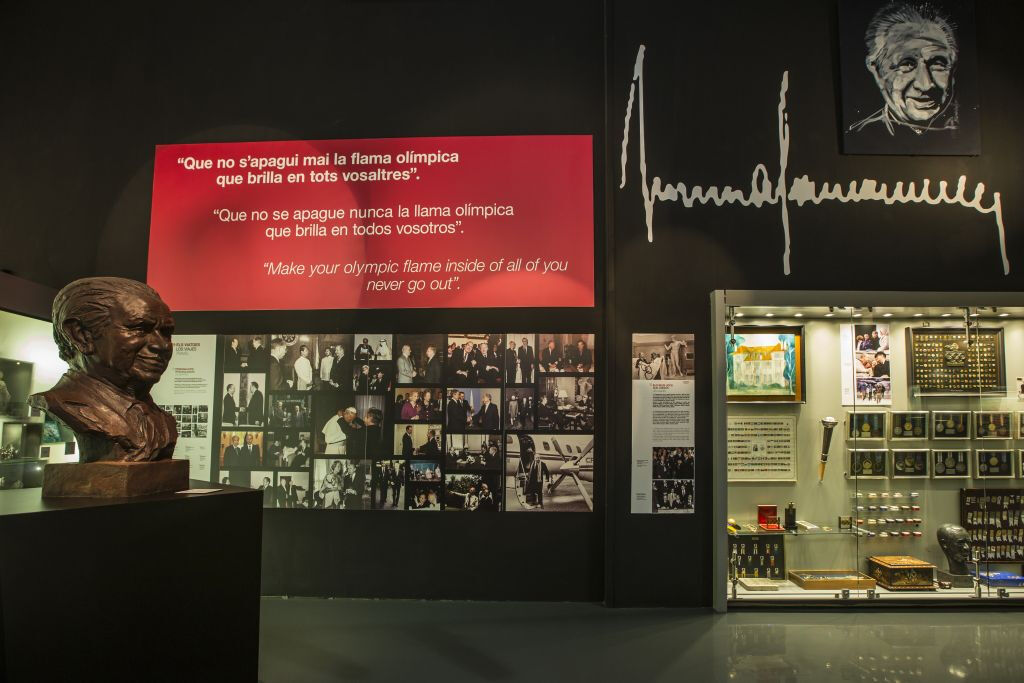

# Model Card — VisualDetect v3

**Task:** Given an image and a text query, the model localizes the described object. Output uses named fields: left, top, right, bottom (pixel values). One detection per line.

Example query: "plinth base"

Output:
left=937, top=570, right=975, bottom=588
left=41, top=458, right=190, bottom=498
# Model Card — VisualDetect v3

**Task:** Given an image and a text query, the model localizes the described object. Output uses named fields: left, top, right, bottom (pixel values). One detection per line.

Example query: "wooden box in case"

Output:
left=787, top=570, right=876, bottom=590
left=867, top=555, right=936, bottom=591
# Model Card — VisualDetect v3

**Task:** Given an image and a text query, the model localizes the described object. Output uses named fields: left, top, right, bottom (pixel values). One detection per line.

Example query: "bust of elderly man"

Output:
left=30, top=277, right=178, bottom=463
left=936, top=523, right=972, bottom=576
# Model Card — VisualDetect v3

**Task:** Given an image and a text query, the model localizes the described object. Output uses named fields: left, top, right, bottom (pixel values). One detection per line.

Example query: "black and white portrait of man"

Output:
left=840, top=0, right=979, bottom=155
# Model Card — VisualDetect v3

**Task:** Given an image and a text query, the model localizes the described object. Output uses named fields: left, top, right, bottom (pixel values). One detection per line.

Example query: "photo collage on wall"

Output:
left=213, top=333, right=596, bottom=511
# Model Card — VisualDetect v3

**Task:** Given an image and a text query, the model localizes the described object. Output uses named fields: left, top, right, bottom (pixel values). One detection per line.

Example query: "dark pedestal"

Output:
left=0, top=482, right=262, bottom=683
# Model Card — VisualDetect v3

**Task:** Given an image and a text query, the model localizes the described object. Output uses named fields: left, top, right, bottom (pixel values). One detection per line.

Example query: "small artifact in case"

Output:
left=738, top=578, right=780, bottom=591
left=971, top=570, right=1024, bottom=587
left=867, top=555, right=936, bottom=591
left=787, top=570, right=876, bottom=590
left=757, top=504, right=783, bottom=531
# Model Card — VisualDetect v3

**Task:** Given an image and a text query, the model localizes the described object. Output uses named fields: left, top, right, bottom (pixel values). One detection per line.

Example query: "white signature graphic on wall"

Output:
left=619, top=45, right=1009, bottom=275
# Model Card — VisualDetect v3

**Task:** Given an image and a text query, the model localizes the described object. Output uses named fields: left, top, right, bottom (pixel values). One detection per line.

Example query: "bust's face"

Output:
left=88, top=292, right=174, bottom=389
left=940, top=525, right=972, bottom=563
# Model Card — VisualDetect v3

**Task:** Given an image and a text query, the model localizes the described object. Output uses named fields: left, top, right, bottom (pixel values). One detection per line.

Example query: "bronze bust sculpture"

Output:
left=30, top=277, right=188, bottom=496
left=936, top=523, right=972, bottom=576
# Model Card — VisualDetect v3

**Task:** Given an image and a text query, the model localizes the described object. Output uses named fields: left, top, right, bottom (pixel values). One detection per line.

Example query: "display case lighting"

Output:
left=941, top=312, right=952, bottom=317
left=999, top=312, right=1010, bottom=317
left=852, top=313, right=862, bottom=318
left=824, top=312, right=834, bottom=317
left=882, top=312, right=892, bottom=317
left=913, top=313, right=924, bottom=317
left=734, top=312, right=744, bottom=317
left=764, top=312, right=774, bottom=317
left=793, top=312, right=803, bottom=317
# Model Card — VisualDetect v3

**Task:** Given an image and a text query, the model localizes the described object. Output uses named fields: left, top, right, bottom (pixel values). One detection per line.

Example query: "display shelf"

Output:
left=728, top=583, right=1024, bottom=601
left=730, top=527, right=856, bottom=537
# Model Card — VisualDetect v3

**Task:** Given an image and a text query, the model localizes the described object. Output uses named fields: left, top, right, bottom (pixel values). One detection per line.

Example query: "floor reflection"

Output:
left=727, top=618, right=1024, bottom=682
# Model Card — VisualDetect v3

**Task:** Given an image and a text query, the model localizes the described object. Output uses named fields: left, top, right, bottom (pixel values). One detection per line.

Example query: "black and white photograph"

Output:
left=353, top=334, right=392, bottom=361
left=503, top=333, right=537, bottom=385
left=652, top=479, right=694, bottom=514
left=538, top=334, right=595, bottom=373
left=274, top=471, right=310, bottom=508
left=223, top=335, right=268, bottom=373
left=631, top=333, right=694, bottom=379
left=314, top=334, right=354, bottom=391
left=652, top=447, right=695, bottom=480
left=264, top=431, right=312, bottom=468
left=353, top=362, right=393, bottom=395
left=538, top=376, right=594, bottom=431
left=269, top=394, right=312, bottom=429
left=312, top=457, right=370, bottom=509
left=266, top=334, right=318, bottom=391
left=393, top=388, right=442, bottom=422
left=250, top=471, right=276, bottom=507
left=445, top=433, right=502, bottom=472
left=446, top=334, right=504, bottom=384
left=218, top=430, right=264, bottom=468
left=505, top=387, right=535, bottom=430
left=395, top=334, right=444, bottom=385
left=505, top=433, right=593, bottom=512
left=370, top=460, right=406, bottom=510
left=444, top=472, right=501, bottom=511
left=394, top=424, right=442, bottom=458
left=220, top=373, right=266, bottom=427
left=839, top=0, right=980, bottom=155
left=445, top=388, right=501, bottom=432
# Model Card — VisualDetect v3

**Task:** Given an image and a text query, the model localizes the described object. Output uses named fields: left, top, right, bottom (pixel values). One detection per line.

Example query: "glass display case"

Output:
left=711, top=291, right=1024, bottom=608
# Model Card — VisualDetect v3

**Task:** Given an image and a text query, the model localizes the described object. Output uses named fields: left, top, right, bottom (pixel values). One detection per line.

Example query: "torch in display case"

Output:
left=818, top=416, right=838, bottom=482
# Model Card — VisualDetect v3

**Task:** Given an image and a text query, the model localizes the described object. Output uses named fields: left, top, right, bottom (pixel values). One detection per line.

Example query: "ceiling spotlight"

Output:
left=735, top=312, right=744, bottom=318
left=794, top=313, right=804, bottom=317
left=941, top=313, right=951, bottom=317
left=882, top=312, right=892, bottom=318
left=852, top=313, right=862, bottom=318
left=824, top=312, right=834, bottom=317
left=999, top=312, right=1010, bottom=317
left=764, top=313, right=775, bottom=317
left=969, top=312, right=980, bottom=317
left=913, top=313, right=924, bottom=317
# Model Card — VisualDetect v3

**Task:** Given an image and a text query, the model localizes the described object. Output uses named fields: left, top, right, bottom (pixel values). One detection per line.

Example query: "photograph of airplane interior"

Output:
left=3, top=1, right=1023, bottom=682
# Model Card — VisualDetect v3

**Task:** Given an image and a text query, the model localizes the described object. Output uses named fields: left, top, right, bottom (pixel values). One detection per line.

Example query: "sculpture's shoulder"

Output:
left=30, top=375, right=117, bottom=434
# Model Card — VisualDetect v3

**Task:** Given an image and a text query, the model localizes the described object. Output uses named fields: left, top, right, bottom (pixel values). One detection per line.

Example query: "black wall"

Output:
left=3, top=0, right=1024, bottom=607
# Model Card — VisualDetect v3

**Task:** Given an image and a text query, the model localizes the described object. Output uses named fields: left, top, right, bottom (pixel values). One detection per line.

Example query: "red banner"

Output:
left=148, top=136, right=593, bottom=310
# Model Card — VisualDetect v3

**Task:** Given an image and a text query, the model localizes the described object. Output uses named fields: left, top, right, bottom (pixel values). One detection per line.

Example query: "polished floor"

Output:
left=259, top=598, right=1024, bottom=682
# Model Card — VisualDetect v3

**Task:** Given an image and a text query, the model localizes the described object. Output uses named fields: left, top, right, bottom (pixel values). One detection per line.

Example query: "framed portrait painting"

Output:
left=838, top=0, right=980, bottom=155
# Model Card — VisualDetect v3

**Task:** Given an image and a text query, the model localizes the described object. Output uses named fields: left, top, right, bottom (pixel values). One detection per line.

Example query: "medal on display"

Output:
left=990, top=454, right=1000, bottom=467
left=913, top=427, right=923, bottom=436
left=956, top=455, right=967, bottom=473
left=946, top=417, right=955, bottom=429
left=893, top=425, right=903, bottom=436
left=945, top=453, right=956, bottom=469
left=936, top=422, right=945, bottom=433
left=935, top=459, right=946, bottom=474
